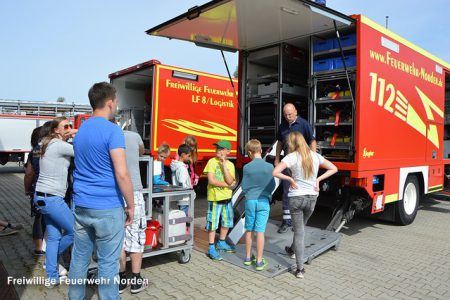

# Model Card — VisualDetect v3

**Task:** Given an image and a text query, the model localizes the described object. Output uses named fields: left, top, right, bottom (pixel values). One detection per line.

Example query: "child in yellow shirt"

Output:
left=203, top=140, right=236, bottom=260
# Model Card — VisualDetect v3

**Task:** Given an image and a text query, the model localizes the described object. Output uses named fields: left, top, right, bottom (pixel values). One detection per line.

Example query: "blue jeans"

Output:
left=33, top=194, right=74, bottom=281
left=68, top=206, right=125, bottom=300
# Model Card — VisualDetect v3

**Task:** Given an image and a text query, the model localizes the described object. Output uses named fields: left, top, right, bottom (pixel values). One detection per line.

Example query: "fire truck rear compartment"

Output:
left=242, top=40, right=310, bottom=154
left=111, top=66, right=153, bottom=148
left=241, top=24, right=357, bottom=162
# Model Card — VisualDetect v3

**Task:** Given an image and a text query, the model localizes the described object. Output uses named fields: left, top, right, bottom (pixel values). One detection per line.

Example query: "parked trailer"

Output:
left=146, top=0, right=450, bottom=230
left=0, top=100, right=91, bottom=165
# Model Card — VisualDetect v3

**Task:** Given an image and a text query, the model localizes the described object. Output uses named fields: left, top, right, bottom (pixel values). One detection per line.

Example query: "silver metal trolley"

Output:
left=86, top=156, right=194, bottom=278
left=140, top=155, right=195, bottom=263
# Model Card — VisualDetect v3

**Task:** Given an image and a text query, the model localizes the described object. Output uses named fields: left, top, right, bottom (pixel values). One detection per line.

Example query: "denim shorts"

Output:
left=245, top=198, right=270, bottom=233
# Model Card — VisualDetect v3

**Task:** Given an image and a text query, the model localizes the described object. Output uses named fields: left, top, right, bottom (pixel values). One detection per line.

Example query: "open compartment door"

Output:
left=146, top=0, right=354, bottom=52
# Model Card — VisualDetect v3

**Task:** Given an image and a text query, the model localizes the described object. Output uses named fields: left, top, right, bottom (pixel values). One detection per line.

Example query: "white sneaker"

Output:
left=285, top=246, right=296, bottom=259
left=295, top=268, right=305, bottom=279
left=59, top=264, right=68, bottom=277
left=43, top=263, right=68, bottom=277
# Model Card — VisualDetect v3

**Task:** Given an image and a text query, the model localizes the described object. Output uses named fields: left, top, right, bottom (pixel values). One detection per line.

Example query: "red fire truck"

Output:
left=108, top=60, right=238, bottom=175
left=146, top=0, right=450, bottom=228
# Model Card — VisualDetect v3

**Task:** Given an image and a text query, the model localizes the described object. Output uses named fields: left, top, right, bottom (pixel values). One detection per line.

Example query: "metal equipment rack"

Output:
left=87, top=156, right=194, bottom=278
left=140, top=156, right=195, bottom=263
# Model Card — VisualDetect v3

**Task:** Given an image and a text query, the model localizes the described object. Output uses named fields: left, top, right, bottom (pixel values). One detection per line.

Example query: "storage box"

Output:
left=257, top=82, right=278, bottom=95
left=334, top=55, right=356, bottom=69
left=283, top=84, right=307, bottom=96
left=153, top=209, right=188, bottom=246
left=335, top=33, right=356, bottom=48
left=313, top=38, right=335, bottom=53
left=313, top=58, right=334, bottom=72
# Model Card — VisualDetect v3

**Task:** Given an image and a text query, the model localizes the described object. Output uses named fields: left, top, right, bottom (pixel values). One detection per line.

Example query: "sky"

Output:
left=0, top=0, right=448, bottom=105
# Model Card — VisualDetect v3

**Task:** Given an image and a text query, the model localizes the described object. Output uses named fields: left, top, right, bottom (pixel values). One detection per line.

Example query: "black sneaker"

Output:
left=34, top=250, right=46, bottom=256
left=285, top=246, right=295, bottom=259
left=130, top=276, right=148, bottom=294
left=277, top=223, right=291, bottom=233
left=295, top=268, right=305, bottom=279
left=118, top=273, right=128, bottom=294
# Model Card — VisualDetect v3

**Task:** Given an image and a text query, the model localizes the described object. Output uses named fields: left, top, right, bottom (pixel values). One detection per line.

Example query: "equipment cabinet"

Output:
left=311, top=31, right=357, bottom=162
left=86, top=156, right=194, bottom=278
left=139, top=156, right=195, bottom=263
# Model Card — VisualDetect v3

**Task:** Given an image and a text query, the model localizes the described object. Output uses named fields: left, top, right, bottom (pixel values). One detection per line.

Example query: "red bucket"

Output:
left=145, top=220, right=161, bottom=249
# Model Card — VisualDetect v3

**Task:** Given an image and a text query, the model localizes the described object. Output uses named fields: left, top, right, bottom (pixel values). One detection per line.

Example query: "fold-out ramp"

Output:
left=221, top=220, right=341, bottom=278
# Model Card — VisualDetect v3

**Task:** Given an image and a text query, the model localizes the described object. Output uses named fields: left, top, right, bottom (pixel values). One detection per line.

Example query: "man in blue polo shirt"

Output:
left=274, top=103, right=316, bottom=233
left=69, top=82, right=134, bottom=300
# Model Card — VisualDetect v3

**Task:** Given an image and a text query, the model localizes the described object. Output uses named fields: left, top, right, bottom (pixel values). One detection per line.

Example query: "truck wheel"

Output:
left=0, top=154, right=8, bottom=165
left=178, top=250, right=191, bottom=264
left=396, top=176, right=420, bottom=225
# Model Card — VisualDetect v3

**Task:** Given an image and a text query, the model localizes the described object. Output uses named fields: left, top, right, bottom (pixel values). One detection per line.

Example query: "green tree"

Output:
left=233, top=66, right=238, bottom=78
left=57, top=97, right=65, bottom=103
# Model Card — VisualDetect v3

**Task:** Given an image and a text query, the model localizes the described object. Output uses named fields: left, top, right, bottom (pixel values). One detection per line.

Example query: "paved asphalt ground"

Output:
left=1, top=163, right=450, bottom=299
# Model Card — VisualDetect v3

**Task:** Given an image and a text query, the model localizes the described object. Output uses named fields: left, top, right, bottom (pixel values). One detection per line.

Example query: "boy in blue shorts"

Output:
left=204, top=140, right=236, bottom=261
left=241, top=139, right=275, bottom=271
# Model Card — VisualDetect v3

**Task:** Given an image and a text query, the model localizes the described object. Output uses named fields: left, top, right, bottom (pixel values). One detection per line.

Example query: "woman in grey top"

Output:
left=34, top=117, right=76, bottom=285
left=273, top=132, right=337, bottom=279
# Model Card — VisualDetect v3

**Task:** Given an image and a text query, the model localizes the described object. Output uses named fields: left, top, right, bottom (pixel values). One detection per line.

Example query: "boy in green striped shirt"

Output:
left=203, top=140, right=236, bottom=261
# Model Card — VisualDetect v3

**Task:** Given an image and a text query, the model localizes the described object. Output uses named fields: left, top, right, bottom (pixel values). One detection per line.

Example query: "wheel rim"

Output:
left=403, top=182, right=417, bottom=215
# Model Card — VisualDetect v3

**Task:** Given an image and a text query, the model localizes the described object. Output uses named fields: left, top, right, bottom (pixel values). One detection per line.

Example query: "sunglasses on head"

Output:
left=64, top=124, right=72, bottom=129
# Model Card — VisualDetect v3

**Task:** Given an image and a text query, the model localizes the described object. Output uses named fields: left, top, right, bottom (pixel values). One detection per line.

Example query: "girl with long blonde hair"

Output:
left=273, top=131, right=337, bottom=279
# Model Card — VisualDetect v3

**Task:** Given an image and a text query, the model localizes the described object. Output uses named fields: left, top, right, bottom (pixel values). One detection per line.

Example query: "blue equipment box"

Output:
left=334, top=55, right=356, bottom=69
left=313, top=58, right=334, bottom=72
left=313, top=39, right=335, bottom=53
left=335, top=33, right=356, bottom=48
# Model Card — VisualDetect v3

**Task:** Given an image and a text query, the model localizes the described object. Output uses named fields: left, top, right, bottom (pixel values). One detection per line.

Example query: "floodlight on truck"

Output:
left=172, top=71, right=198, bottom=81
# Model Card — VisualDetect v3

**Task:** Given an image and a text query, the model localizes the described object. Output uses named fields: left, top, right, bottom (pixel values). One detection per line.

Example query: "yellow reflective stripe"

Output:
left=429, top=184, right=443, bottom=189
left=360, top=16, right=450, bottom=70
left=384, top=193, right=398, bottom=204
left=198, top=149, right=237, bottom=153
left=428, top=185, right=443, bottom=192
